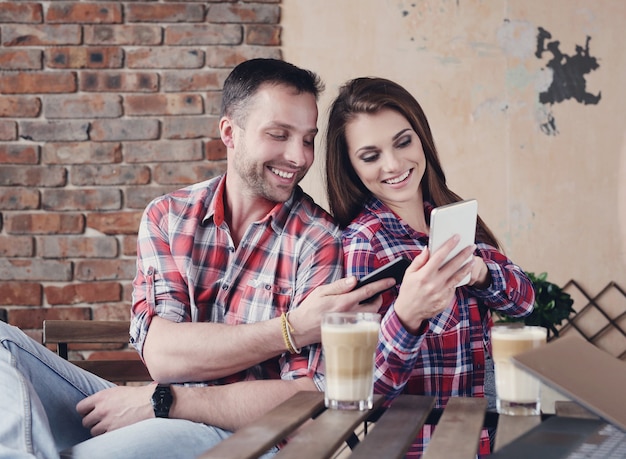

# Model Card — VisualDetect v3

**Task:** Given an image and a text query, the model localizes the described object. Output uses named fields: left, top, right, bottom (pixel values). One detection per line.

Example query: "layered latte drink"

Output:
left=321, top=312, right=380, bottom=410
left=491, top=325, right=547, bottom=415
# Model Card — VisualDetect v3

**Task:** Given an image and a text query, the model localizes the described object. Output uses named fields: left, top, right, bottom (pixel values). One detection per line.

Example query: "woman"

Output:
left=325, top=77, right=535, bottom=457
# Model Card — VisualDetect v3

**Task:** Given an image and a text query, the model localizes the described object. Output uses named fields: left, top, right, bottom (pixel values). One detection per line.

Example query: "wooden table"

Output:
left=197, top=391, right=553, bottom=459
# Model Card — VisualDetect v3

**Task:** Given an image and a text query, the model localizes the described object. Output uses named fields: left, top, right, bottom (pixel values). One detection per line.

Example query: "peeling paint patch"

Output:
left=535, top=27, right=602, bottom=135
left=536, top=27, right=601, bottom=105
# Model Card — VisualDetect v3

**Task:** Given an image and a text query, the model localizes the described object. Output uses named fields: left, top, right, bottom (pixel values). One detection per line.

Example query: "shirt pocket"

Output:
left=227, top=279, right=294, bottom=323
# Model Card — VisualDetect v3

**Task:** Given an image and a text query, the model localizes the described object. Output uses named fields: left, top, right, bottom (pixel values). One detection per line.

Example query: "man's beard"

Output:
left=233, top=150, right=304, bottom=203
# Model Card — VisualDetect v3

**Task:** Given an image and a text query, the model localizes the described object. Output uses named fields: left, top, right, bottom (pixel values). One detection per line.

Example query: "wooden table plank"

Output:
left=554, top=401, right=599, bottom=420
left=493, top=413, right=541, bottom=452
left=198, top=391, right=325, bottom=459
left=275, top=395, right=385, bottom=459
left=350, top=395, right=435, bottom=459
left=422, top=397, right=487, bottom=459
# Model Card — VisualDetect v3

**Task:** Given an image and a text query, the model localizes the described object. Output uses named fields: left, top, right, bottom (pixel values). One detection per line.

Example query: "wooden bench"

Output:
left=42, top=320, right=151, bottom=383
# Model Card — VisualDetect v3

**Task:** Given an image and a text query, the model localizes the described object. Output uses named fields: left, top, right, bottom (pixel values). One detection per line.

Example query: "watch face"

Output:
left=151, top=384, right=173, bottom=418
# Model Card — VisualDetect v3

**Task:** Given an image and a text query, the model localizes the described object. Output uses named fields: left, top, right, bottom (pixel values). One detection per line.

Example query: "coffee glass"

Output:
left=491, top=324, right=547, bottom=415
left=321, top=312, right=381, bottom=410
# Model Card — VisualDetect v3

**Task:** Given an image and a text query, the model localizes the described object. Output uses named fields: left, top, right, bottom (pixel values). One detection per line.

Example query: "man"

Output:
left=0, top=59, right=394, bottom=459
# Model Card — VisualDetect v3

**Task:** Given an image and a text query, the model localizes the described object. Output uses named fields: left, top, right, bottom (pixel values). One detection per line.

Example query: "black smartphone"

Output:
left=354, top=257, right=411, bottom=303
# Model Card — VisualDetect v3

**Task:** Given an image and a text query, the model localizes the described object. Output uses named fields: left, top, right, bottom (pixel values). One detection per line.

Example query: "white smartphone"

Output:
left=428, top=199, right=478, bottom=287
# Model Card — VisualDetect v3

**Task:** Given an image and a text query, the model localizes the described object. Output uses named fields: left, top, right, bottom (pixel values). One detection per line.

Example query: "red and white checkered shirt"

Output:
left=130, top=175, right=343, bottom=389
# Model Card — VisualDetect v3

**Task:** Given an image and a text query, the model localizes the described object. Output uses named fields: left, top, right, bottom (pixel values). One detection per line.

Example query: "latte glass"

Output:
left=491, top=324, right=547, bottom=415
left=321, top=312, right=381, bottom=410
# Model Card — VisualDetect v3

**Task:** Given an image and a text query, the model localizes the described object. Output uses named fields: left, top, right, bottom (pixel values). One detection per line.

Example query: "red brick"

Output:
left=46, top=47, right=124, bottom=69
left=163, top=116, right=220, bottom=140
left=127, top=48, right=204, bottom=69
left=42, top=142, right=122, bottom=165
left=124, top=139, right=203, bottom=163
left=0, top=236, right=34, bottom=257
left=208, top=4, right=280, bottom=23
left=0, top=144, right=39, bottom=164
left=122, top=235, right=138, bottom=257
left=8, top=307, right=91, bottom=330
left=124, top=186, right=178, bottom=209
left=206, top=139, right=227, bottom=160
left=80, top=71, right=159, bottom=92
left=0, top=121, right=17, bottom=140
left=2, top=24, right=81, bottom=46
left=0, top=166, right=66, bottom=187
left=0, top=72, right=77, bottom=94
left=126, top=4, right=205, bottom=23
left=90, top=119, right=160, bottom=141
left=44, top=94, right=122, bottom=118
left=161, top=69, right=228, bottom=92
left=153, top=162, right=226, bottom=186
left=86, top=211, right=143, bottom=235
left=72, top=164, right=150, bottom=186
left=45, top=281, right=122, bottom=305
left=93, top=302, right=132, bottom=322
left=121, top=282, right=133, bottom=303
left=74, top=259, right=136, bottom=281
left=165, top=24, right=241, bottom=45
left=42, top=189, right=122, bottom=211
left=71, top=164, right=150, bottom=186
left=0, top=3, right=43, bottom=23
left=0, top=282, right=42, bottom=306
left=5, top=213, right=84, bottom=235
left=246, top=25, right=281, bottom=45
left=37, top=235, right=118, bottom=258
left=205, top=45, right=281, bottom=68
left=0, top=96, right=42, bottom=118
left=0, top=49, right=42, bottom=70
left=84, top=25, right=162, bottom=45
left=20, top=120, right=89, bottom=142
left=0, top=259, right=72, bottom=281
left=46, top=3, right=122, bottom=24
left=204, top=91, right=222, bottom=116
left=0, top=187, right=40, bottom=210
left=124, top=94, right=203, bottom=116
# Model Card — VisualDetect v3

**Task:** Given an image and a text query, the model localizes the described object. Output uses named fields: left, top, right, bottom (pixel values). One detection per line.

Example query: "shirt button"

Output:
left=222, top=284, right=228, bottom=290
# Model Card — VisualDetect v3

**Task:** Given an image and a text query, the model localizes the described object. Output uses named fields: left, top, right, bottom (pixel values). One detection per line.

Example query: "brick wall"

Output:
left=0, top=0, right=282, bottom=345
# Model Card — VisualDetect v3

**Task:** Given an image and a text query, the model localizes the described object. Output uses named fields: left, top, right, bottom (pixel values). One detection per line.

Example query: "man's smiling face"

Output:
left=229, top=83, right=319, bottom=203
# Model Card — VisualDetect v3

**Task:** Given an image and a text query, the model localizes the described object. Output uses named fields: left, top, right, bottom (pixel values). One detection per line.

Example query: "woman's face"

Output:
left=345, top=108, right=426, bottom=208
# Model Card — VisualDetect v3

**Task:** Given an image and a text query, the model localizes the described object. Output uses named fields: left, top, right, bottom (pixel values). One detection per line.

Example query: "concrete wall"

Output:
left=283, top=0, right=626, bottom=296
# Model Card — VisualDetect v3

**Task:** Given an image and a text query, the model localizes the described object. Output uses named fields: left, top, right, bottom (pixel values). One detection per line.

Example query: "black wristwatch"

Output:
left=151, top=384, right=173, bottom=418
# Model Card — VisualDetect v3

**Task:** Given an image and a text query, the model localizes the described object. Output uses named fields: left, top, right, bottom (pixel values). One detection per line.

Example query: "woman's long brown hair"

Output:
left=325, top=77, right=500, bottom=249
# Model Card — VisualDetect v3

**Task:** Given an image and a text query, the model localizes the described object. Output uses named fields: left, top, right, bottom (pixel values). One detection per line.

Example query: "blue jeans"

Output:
left=0, top=322, right=277, bottom=459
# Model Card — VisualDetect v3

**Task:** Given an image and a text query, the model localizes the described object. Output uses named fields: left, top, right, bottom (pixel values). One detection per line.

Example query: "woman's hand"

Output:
left=468, top=255, right=491, bottom=289
left=393, top=235, right=475, bottom=333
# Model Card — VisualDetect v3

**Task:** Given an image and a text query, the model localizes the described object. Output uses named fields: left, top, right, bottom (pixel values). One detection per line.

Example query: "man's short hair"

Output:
left=220, top=58, right=324, bottom=123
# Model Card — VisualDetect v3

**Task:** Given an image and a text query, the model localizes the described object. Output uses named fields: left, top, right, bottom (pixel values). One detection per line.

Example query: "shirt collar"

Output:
left=202, top=174, right=300, bottom=234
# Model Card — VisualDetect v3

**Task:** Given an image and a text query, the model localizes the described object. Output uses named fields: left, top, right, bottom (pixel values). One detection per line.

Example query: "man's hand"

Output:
left=76, top=384, right=155, bottom=436
left=288, top=276, right=395, bottom=347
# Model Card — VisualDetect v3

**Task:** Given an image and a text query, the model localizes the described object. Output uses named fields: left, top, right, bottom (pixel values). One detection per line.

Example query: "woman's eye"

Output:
left=361, top=152, right=379, bottom=163
left=396, top=136, right=412, bottom=148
